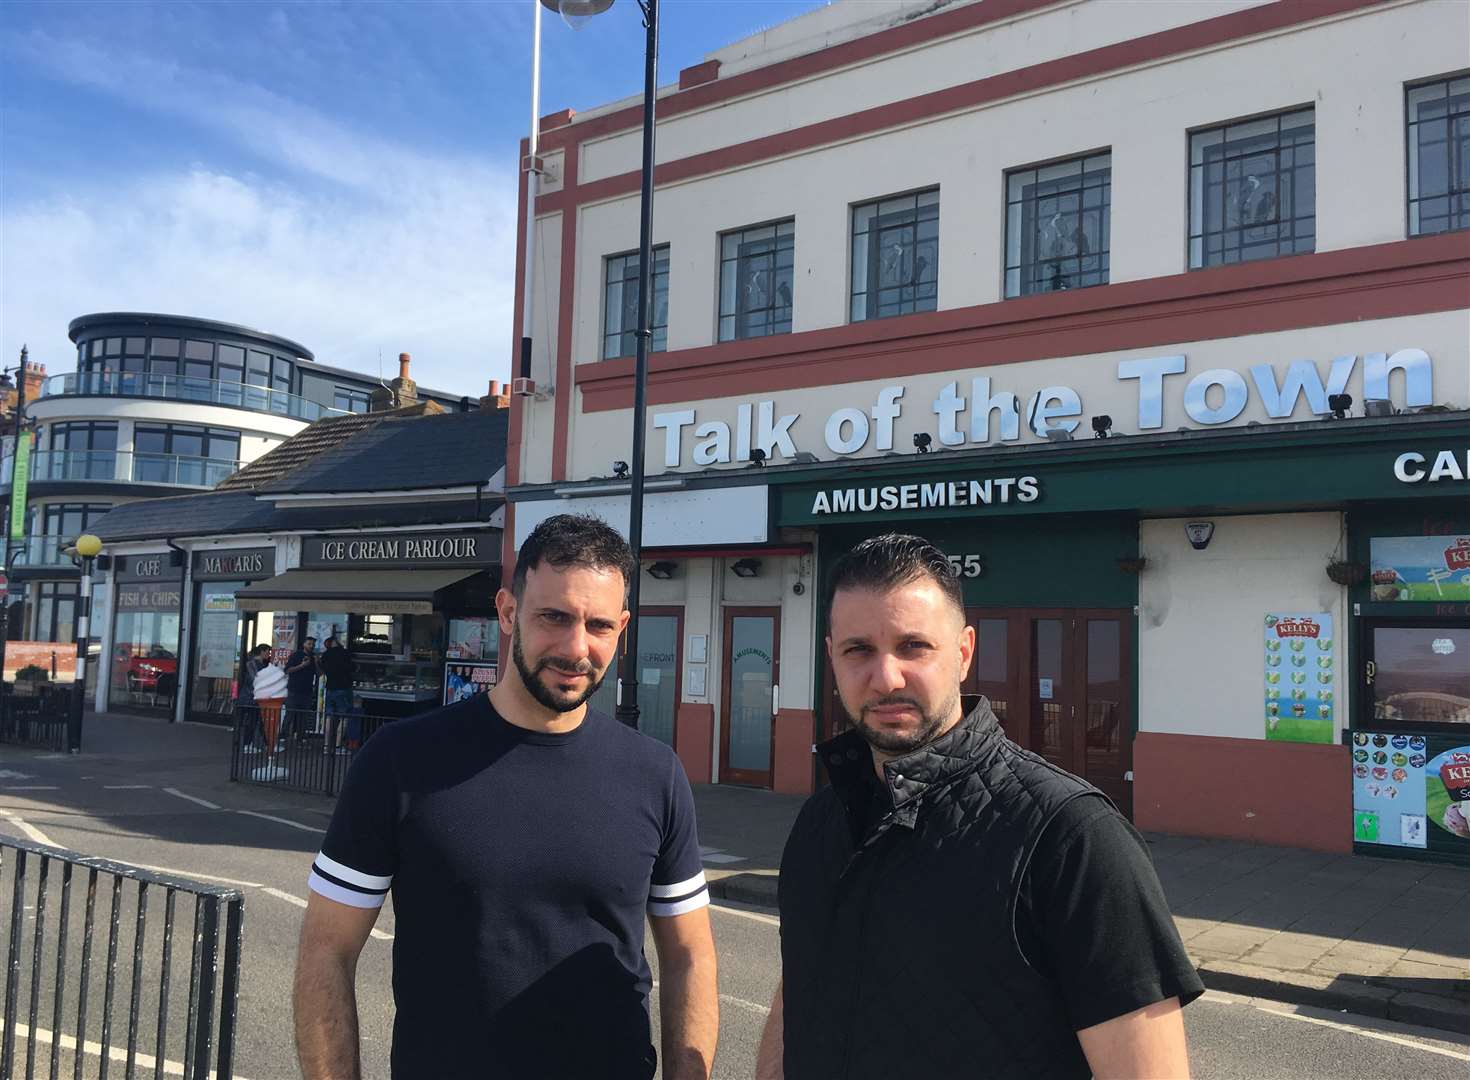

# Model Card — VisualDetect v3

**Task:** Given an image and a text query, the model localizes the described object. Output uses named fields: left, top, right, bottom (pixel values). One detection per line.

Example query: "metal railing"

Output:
left=11, top=537, right=77, bottom=570
left=230, top=705, right=390, bottom=796
left=38, top=372, right=344, bottom=422
left=25, top=450, right=241, bottom=489
left=0, top=837, right=244, bottom=1080
left=0, top=685, right=79, bottom=752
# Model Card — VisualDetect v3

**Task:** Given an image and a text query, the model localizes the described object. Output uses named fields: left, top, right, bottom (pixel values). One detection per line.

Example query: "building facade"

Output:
left=3, top=312, right=471, bottom=712
left=505, top=0, right=1470, bottom=860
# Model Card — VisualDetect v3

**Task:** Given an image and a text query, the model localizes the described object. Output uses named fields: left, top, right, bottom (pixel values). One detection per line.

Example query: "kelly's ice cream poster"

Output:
left=1264, top=613, right=1333, bottom=744
left=1351, top=732, right=1428, bottom=848
left=1369, top=536, right=1470, bottom=602
left=1426, top=745, right=1470, bottom=848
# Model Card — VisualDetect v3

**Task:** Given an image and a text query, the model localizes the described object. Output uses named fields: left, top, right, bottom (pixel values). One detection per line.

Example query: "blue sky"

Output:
left=1, top=0, right=826, bottom=395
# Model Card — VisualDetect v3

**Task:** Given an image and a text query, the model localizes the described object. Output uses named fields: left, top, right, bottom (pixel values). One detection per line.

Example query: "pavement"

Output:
left=692, top=783, right=1470, bottom=1038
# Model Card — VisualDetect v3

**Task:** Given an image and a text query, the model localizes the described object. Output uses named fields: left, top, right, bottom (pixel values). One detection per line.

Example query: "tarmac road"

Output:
left=4, top=720, right=1470, bottom=1078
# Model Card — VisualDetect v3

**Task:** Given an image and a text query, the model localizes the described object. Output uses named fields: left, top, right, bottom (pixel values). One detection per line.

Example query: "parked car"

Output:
left=127, top=647, right=178, bottom=691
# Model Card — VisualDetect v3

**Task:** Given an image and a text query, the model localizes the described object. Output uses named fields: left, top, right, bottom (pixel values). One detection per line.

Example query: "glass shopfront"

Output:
left=108, top=553, right=184, bottom=714
left=187, top=546, right=277, bottom=722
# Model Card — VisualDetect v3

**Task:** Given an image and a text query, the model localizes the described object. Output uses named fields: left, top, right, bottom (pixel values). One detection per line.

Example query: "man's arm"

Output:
left=755, top=979, right=783, bottom=1079
left=648, top=907, right=719, bottom=1080
left=1077, top=996, right=1190, bottom=1079
left=293, top=892, right=380, bottom=1080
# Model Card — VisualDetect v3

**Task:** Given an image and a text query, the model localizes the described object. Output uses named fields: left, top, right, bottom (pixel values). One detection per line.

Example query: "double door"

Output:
left=821, top=607, right=1133, bottom=816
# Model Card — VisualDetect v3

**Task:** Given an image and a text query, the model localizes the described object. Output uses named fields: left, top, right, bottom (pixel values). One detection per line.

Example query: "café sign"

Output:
left=192, top=546, right=276, bottom=581
left=115, top=553, right=183, bottom=583
left=301, top=530, right=495, bottom=570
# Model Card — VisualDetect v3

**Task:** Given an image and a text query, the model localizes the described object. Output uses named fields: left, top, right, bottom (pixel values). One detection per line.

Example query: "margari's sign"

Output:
left=650, top=348, right=1437, bottom=467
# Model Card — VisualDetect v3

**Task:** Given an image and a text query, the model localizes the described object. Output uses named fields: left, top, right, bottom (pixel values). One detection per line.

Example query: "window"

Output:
left=602, top=246, right=669, bottom=359
left=1005, top=154, right=1111, bottom=297
left=45, top=423, right=116, bottom=480
left=1189, top=108, right=1315, bottom=268
left=718, top=220, right=794, bottom=341
left=49, top=422, right=118, bottom=452
left=34, top=582, right=79, bottom=645
left=334, top=387, right=371, bottom=413
left=40, top=503, right=112, bottom=543
left=851, top=189, right=939, bottom=320
left=133, top=424, right=240, bottom=484
left=1407, top=75, right=1470, bottom=237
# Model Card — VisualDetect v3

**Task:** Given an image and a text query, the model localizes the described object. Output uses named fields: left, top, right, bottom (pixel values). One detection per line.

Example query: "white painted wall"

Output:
left=1138, top=512, right=1348, bottom=741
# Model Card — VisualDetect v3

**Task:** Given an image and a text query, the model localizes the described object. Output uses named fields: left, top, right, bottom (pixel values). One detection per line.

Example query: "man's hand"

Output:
left=293, top=892, right=380, bottom=1080
left=1077, top=996, right=1190, bottom=1079
left=755, top=979, right=783, bottom=1079
left=648, top=907, right=718, bottom=1079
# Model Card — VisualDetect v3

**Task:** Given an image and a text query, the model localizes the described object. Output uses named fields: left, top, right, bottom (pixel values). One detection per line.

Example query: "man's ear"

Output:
left=494, top=588, right=517, bottom=638
left=825, top=636, right=835, bottom=663
left=957, top=623, right=976, bottom=682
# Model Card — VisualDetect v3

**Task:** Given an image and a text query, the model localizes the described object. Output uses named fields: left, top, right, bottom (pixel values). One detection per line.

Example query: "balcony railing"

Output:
left=39, top=371, right=345, bottom=421
left=22, top=450, right=241, bottom=489
left=11, top=536, right=74, bottom=569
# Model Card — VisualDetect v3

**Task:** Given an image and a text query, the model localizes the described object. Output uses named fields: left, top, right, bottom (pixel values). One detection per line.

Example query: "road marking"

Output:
left=1, top=785, right=59, bottom=790
left=134, top=863, right=264, bottom=888
left=0, top=769, right=35, bottom=779
left=721, top=993, right=771, bottom=1015
left=263, top=886, right=393, bottom=940
left=1200, top=991, right=1470, bottom=1061
left=0, top=1017, right=250, bottom=1079
left=103, top=784, right=153, bottom=789
left=0, top=809, right=58, bottom=847
left=710, top=902, right=780, bottom=927
left=161, top=787, right=221, bottom=810
left=236, top=809, right=326, bottom=833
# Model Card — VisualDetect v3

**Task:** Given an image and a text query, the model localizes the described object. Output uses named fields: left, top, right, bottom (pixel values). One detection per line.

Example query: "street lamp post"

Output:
left=69, top=533, right=103, bottom=753
left=538, top=0, right=658, bottom=729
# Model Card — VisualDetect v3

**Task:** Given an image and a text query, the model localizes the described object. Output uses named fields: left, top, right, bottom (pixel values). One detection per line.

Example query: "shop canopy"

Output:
left=234, top=568, right=481, bottom=615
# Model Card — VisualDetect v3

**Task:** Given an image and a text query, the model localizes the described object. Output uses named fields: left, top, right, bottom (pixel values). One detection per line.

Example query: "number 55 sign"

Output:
left=946, top=554, right=985, bottom=579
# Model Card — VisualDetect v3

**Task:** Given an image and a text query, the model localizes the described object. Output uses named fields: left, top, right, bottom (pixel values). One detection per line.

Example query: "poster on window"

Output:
left=195, top=586, right=240, bottom=679
left=1264, top=613, right=1333, bottom=744
left=272, top=613, right=296, bottom=665
left=1425, top=743, right=1470, bottom=862
left=1350, top=731, right=1429, bottom=848
left=443, top=661, right=496, bottom=705
left=1369, top=536, right=1470, bottom=602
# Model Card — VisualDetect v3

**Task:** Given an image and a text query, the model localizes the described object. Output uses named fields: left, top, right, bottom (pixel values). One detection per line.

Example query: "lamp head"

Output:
left=913, top=432, right=932, bottom=453
left=539, top=0, right=615, bottom=29
left=75, top=533, right=103, bottom=559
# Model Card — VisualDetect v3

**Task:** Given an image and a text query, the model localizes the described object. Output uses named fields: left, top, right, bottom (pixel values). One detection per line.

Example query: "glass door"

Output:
left=720, top=607, right=780, bottom=787
left=1363, top=621, right=1470, bottom=728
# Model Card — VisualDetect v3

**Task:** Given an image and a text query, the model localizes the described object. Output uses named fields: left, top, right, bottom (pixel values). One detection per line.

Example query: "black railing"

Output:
left=0, top=686, right=81, bottom=753
left=229, top=705, right=391, bottom=796
left=0, top=837, right=244, bottom=1080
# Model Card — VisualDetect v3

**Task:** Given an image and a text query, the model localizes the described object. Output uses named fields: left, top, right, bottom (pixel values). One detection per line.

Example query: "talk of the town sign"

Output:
left=649, top=348, right=1436, bottom=467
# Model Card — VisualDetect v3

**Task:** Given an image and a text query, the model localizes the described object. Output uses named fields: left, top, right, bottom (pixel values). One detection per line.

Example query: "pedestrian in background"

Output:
left=238, top=644, right=271, bottom=750
left=317, top=636, right=354, bottom=754
left=284, top=636, right=320, bottom=741
left=758, top=533, right=1200, bottom=1079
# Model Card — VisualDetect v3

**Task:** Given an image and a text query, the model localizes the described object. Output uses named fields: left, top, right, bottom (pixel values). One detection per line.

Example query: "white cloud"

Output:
left=1, top=26, right=521, bottom=396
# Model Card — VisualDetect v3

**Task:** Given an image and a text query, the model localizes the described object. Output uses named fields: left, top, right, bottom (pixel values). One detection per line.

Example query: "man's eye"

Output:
left=541, top=612, right=567, bottom=624
left=845, top=644, right=871, bottom=655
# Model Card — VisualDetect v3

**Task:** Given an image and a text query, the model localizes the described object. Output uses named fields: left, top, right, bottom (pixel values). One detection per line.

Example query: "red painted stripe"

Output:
left=573, top=234, right=1470, bottom=412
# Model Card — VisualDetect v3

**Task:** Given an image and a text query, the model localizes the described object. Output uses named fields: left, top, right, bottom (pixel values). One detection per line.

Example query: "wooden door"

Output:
left=719, top=606, right=781, bottom=787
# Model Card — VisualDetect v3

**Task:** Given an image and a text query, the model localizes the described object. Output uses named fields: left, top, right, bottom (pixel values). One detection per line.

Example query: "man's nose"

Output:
left=564, top=621, right=590, bottom=659
left=871, top=652, right=906, bottom=693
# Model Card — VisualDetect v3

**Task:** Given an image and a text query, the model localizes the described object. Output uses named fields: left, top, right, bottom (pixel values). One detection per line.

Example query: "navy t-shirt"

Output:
left=307, top=694, right=709, bottom=1079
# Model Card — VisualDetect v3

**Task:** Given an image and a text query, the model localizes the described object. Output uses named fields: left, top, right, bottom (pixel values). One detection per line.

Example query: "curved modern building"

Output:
left=3, top=312, right=470, bottom=704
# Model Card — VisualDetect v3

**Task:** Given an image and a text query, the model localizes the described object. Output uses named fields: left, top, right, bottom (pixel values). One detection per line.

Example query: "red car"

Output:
left=126, top=647, right=178, bottom=692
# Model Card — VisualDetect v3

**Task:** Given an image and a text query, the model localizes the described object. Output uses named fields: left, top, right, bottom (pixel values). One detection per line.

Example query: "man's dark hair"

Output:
left=252, top=643, right=271, bottom=657
left=826, top=532, right=964, bottom=620
left=512, top=514, right=636, bottom=602
left=303, top=637, right=316, bottom=646
left=324, top=636, right=339, bottom=648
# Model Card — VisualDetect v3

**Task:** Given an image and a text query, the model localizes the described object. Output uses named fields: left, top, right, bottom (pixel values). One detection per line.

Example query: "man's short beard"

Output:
left=848, top=689, right=960, bottom=754
left=511, top=621, right=606, bottom=714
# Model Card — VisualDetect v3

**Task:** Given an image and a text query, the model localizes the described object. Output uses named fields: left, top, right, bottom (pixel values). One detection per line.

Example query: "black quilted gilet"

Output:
left=778, top=700, right=1107, bottom=1079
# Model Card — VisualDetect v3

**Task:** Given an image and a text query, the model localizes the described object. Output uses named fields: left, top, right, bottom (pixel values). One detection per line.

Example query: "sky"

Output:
left=0, top=0, right=827, bottom=396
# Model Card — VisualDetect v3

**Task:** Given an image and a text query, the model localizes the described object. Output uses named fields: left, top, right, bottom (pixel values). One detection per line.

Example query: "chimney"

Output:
left=479, top=379, right=511, bottom=411
left=370, top=351, right=420, bottom=411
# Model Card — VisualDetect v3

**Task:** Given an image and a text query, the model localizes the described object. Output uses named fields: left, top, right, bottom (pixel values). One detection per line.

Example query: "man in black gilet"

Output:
left=758, top=533, right=1201, bottom=1079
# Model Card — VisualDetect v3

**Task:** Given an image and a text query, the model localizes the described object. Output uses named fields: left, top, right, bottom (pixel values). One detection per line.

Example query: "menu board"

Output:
left=195, top=585, right=240, bottom=679
left=1369, top=535, right=1470, bottom=602
left=1264, top=613, right=1334, bottom=744
left=1353, top=733, right=1470, bottom=863
left=1351, top=731, right=1429, bottom=848
left=443, top=661, right=497, bottom=705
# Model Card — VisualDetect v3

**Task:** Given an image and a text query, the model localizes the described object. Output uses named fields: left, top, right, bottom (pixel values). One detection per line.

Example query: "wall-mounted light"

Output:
left=611, top=460, right=630, bottom=479
left=1327, top=393, right=1352, bottom=421
left=1363, top=399, right=1395, bottom=418
left=913, top=432, right=932, bottom=453
left=646, top=561, right=677, bottom=580
left=747, top=448, right=767, bottom=468
left=1091, top=415, right=1112, bottom=438
left=731, top=558, right=761, bottom=578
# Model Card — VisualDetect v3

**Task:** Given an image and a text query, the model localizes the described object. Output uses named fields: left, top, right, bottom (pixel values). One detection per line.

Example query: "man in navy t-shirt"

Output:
left=293, top=516, right=718, bottom=1079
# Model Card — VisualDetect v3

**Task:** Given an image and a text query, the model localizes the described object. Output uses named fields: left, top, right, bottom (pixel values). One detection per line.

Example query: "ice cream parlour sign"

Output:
left=301, top=531, right=495, bottom=569
left=650, top=348, right=1437, bottom=467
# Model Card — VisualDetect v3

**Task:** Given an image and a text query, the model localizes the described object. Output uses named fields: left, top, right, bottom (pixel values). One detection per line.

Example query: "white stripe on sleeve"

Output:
left=313, top=851, right=393, bottom=891
left=648, top=890, right=710, bottom=918
left=308, top=871, right=388, bottom=909
left=650, top=870, right=706, bottom=899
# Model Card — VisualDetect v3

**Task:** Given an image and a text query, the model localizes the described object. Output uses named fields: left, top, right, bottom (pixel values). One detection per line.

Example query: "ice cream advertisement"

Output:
left=1368, top=535, right=1470, bottom=602
left=1351, top=731, right=1428, bottom=849
left=1264, top=613, right=1333, bottom=744
left=1427, top=746, right=1470, bottom=841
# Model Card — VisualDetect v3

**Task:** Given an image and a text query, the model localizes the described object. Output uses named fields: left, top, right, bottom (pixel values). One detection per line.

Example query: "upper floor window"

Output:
left=1407, top=74, right=1470, bottom=237
left=48, top=422, right=117, bottom=452
left=1189, top=107, right=1315, bottom=268
left=718, top=220, right=794, bottom=342
left=1004, top=154, right=1111, bottom=297
left=134, top=424, right=240, bottom=462
left=335, top=387, right=371, bottom=413
left=851, top=189, right=939, bottom=321
left=603, top=246, right=670, bottom=360
left=41, top=502, right=112, bottom=538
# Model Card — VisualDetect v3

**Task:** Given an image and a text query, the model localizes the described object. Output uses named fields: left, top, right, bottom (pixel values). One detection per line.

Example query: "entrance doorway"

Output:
left=719, top=606, right=780, bottom=787
left=818, top=607, right=1133, bottom=816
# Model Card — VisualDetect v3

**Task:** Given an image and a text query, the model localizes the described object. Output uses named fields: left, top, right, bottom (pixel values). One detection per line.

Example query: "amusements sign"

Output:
left=1368, top=535, right=1470, bottom=603
left=1352, top=732, right=1470, bottom=864
left=443, top=661, right=496, bottom=705
left=1264, top=613, right=1334, bottom=744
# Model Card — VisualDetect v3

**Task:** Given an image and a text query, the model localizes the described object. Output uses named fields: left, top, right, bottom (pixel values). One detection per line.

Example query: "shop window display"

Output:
left=111, top=610, right=181, bottom=710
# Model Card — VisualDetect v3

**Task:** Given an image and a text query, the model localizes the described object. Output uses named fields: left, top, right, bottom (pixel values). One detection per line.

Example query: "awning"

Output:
left=235, top=568, right=481, bottom=615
